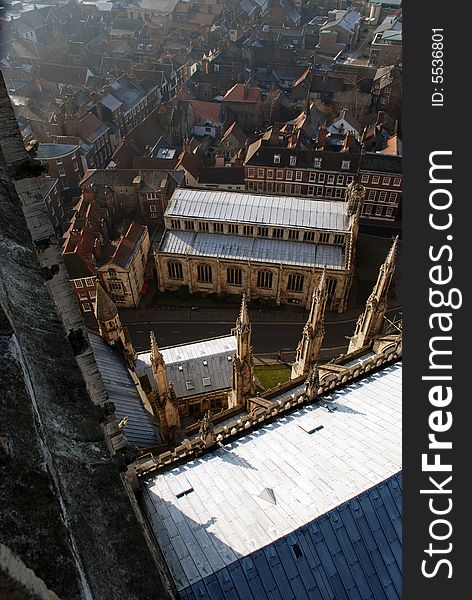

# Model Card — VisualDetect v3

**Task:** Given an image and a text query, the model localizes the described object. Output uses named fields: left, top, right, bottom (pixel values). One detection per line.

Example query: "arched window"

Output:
left=326, top=277, right=337, bottom=297
left=287, top=273, right=304, bottom=293
left=257, top=270, right=273, bottom=289
left=197, top=264, right=212, bottom=283
left=167, top=260, right=183, bottom=280
left=227, top=267, right=242, bottom=286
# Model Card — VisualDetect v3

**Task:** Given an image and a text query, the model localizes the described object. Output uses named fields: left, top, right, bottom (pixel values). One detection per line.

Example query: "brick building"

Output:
left=244, top=136, right=402, bottom=223
left=358, top=153, right=402, bottom=221
left=244, top=140, right=360, bottom=201
left=80, top=168, right=183, bottom=225
left=62, top=253, right=97, bottom=315
left=221, top=83, right=262, bottom=131
left=37, top=142, right=87, bottom=196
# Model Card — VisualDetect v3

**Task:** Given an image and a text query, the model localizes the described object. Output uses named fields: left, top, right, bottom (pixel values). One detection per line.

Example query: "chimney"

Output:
left=342, top=131, right=355, bottom=152
left=243, top=82, right=248, bottom=100
left=316, top=124, right=327, bottom=150
left=64, top=114, right=77, bottom=137
left=269, top=125, right=281, bottom=146
left=341, top=108, right=347, bottom=120
left=93, top=238, right=102, bottom=262
left=233, top=152, right=244, bottom=167
left=376, top=110, right=385, bottom=127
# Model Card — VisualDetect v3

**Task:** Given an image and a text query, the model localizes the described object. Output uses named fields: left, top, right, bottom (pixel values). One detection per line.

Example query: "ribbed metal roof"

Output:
left=166, top=189, right=349, bottom=231
left=89, top=334, right=159, bottom=447
left=136, top=335, right=237, bottom=399
left=142, top=362, right=402, bottom=595
left=159, top=230, right=346, bottom=270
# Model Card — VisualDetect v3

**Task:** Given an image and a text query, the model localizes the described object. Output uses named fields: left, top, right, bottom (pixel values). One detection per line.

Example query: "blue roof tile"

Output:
left=252, top=550, right=284, bottom=600
left=201, top=574, right=225, bottom=600
left=227, top=562, right=262, bottom=600
left=236, top=558, right=269, bottom=600
left=296, top=530, right=332, bottom=598
left=178, top=474, right=402, bottom=600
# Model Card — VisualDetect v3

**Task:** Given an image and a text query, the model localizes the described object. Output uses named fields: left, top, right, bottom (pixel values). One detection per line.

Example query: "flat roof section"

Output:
left=166, top=189, right=350, bottom=232
left=141, top=362, right=402, bottom=593
left=159, top=230, right=346, bottom=270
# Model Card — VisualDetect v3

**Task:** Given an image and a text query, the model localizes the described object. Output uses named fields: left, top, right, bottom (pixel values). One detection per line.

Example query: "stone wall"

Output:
left=135, top=341, right=401, bottom=476
left=0, top=73, right=175, bottom=600
left=156, top=252, right=350, bottom=310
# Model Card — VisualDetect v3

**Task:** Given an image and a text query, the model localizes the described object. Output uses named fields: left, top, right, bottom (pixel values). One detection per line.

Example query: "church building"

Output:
left=154, top=182, right=365, bottom=312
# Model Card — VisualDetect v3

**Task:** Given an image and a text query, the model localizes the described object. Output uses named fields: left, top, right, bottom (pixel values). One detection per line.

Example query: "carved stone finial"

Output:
left=348, top=236, right=399, bottom=353
left=199, top=410, right=215, bottom=448
left=291, top=271, right=328, bottom=379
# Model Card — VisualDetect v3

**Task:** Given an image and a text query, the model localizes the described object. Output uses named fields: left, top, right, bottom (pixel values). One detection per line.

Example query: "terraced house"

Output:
left=244, top=142, right=360, bottom=201
left=155, top=184, right=365, bottom=312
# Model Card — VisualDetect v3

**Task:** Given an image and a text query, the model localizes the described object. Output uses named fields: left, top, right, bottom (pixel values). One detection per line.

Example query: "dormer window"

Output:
left=274, top=154, right=281, bottom=164
left=341, top=160, right=351, bottom=170
left=289, top=155, right=297, bottom=166
left=314, top=157, right=322, bottom=168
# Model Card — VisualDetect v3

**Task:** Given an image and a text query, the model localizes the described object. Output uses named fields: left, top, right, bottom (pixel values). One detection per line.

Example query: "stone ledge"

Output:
left=136, top=342, right=402, bottom=476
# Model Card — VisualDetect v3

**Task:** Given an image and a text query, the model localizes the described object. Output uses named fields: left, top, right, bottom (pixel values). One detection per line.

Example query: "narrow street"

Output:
left=117, top=234, right=402, bottom=361
left=123, top=307, right=402, bottom=362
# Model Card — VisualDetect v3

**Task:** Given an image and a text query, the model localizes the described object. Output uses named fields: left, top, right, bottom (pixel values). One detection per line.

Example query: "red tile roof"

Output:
left=380, top=134, right=401, bottom=156
left=222, top=83, right=261, bottom=104
left=110, top=222, right=146, bottom=269
left=190, top=100, right=222, bottom=124
left=175, top=150, right=203, bottom=179
left=220, top=122, right=247, bottom=146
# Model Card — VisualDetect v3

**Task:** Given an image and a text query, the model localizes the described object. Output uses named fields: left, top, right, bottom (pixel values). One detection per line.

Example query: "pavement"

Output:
left=118, top=304, right=376, bottom=326
left=118, top=304, right=402, bottom=364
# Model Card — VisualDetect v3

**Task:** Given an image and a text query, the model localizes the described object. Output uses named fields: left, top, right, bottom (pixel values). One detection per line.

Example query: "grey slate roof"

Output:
left=359, top=153, right=402, bottom=174
left=63, top=252, right=96, bottom=280
left=100, top=93, right=123, bottom=112
left=37, top=143, right=79, bottom=159
left=166, top=189, right=350, bottom=231
left=178, top=473, right=402, bottom=600
left=141, top=362, right=402, bottom=596
left=89, top=334, right=159, bottom=447
left=159, top=230, right=346, bottom=270
left=198, top=167, right=245, bottom=186
left=244, top=145, right=360, bottom=173
left=136, top=335, right=237, bottom=399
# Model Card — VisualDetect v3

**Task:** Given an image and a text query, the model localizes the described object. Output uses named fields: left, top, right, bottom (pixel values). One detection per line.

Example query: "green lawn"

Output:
left=255, top=364, right=291, bottom=390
